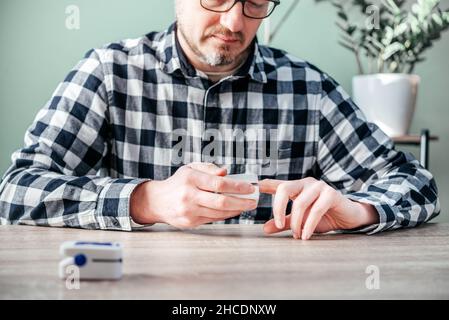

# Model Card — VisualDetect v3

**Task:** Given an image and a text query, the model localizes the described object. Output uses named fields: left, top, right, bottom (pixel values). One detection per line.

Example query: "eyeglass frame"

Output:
left=200, top=0, right=281, bottom=19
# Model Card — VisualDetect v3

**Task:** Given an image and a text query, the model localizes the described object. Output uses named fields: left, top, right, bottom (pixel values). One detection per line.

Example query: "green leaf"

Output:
left=367, top=35, right=385, bottom=50
left=443, top=12, right=449, bottom=23
left=404, top=39, right=412, bottom=49
left=314, top=0, right=449, bottom=73
left=330, top=1, right=343, bottom=10
left=363, top=42, right=381, bottom=56
left=409, top=16, right=421, bottom=34
left=382, top=0, right=401, bottom=15
left=432, top=13, right=443, bottom=26
left=388, top=61, right=399, bottom=72
left=382, top=42, right=406, bottom=60
left=338, top=40, right=356, bottom=53
left=422, top=20, right=429, bottom=33
left=347, top=25, right=357, bottom=36
left=337, top=11, right=348, bottom=21
left=412, top=4, right=421, bottom=17
left=382, top=26, right=394, bottom=46
left=393, top=23, right=408, bottom=37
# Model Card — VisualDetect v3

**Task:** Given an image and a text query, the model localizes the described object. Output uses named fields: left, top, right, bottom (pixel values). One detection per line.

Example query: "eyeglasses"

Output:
left=200, top=0, right=280, bottom=19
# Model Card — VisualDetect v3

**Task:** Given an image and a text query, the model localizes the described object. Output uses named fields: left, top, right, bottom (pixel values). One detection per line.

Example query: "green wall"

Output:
left=1, top=0, right=447, bottom=221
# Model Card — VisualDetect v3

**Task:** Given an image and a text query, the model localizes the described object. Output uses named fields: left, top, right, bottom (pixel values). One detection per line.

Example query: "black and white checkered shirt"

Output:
left=0, top=23, right=440, bottom=233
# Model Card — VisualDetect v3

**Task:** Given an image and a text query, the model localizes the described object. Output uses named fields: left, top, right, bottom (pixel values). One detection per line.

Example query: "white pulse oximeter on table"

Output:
left=59, top=241, right=123, bottom=280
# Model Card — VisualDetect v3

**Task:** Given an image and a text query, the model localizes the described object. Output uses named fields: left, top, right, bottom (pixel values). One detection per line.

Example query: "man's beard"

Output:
left=177, top=22, right=249, bottom=67
left=202, top=45, right=234, bottom=67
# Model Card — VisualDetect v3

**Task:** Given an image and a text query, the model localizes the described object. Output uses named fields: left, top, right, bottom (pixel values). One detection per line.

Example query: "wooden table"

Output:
left=1, top=223, right=448, bottom=299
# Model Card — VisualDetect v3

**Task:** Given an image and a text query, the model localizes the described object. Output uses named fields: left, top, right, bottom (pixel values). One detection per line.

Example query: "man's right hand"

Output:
left=130, top=163, right=258, bottom=228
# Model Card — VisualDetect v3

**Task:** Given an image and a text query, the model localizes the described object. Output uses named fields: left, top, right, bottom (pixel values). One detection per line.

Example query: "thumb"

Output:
left=187, top=162, right=227, bottom=176
left=263, top=215, right=292, bottom=234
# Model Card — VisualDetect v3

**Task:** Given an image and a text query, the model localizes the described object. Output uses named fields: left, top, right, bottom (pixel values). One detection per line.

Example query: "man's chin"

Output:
left=202, top=55, right=234, bottom=67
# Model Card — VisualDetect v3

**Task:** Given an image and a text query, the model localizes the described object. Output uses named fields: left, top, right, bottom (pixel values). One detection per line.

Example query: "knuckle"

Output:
left=322, top=186, right=335, bottom=197
left=179, top=188, right=191, bottom=203
left=178, top=165, right=189, bottom=175
left=176, top=217, right=194, bottom=229
left=311, top=181, right=325, bottom=192
left=304, top=177, right=316, bottom=184
left=188, top=162, right=200, bottom=167
left=176, top=201, right=190, bottom=215
left=185, top=170, right=195, bottom=182
left=318, top=181, right=327, bottom=188
left=277, top=183, right=289, bottom=194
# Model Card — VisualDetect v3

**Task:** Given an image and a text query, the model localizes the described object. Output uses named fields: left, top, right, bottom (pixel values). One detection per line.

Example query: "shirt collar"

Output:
left=154, top=22, right=268, bottom=83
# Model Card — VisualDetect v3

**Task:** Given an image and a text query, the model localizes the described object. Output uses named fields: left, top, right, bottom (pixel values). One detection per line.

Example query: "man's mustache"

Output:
left=205, top=26, right=244, bottom=43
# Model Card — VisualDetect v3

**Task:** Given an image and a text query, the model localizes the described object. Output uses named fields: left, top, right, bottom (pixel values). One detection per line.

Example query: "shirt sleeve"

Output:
left=0, top=49, right=149, bottom=231
left=316, top=73, right=440, bottom=235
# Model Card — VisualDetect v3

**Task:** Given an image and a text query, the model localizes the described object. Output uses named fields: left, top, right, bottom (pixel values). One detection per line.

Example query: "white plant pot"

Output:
left=352, top=73, right=420, bottom=137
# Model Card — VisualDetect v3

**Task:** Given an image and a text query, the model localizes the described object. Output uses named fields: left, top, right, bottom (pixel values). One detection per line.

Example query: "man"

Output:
left=0, top=0, right=440, bottom=240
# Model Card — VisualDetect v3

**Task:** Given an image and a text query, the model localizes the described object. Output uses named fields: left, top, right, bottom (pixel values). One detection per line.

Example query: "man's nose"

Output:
left=220, top=2, right=245, bottom=33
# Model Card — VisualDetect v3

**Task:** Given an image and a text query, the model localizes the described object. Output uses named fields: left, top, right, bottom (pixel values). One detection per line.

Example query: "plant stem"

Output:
left=354, top=47, right=365, bottom=74
left=269, top=0, right=301, bottom=44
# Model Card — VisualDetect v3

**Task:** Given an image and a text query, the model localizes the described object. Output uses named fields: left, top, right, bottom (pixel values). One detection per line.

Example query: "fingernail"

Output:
left=275, top=219, right=282, bottom=229
left=302, top=231, right=310, bottom=240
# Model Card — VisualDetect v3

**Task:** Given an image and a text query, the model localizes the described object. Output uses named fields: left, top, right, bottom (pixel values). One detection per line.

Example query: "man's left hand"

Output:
left=259, top=178, right=379, bottom=240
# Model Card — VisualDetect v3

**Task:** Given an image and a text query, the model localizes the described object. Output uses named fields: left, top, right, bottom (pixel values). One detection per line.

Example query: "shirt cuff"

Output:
left=95, top=178, right=151, bottom=231
left=130, top=217, right=155, bottom=229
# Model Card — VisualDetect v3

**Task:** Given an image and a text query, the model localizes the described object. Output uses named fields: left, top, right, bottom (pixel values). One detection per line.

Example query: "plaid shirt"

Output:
left=0, top=23, right=440, bottom=233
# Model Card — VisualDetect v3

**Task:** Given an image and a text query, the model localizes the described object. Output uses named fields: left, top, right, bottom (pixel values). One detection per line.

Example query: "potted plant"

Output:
left=316, top=0, right=449, bottom=137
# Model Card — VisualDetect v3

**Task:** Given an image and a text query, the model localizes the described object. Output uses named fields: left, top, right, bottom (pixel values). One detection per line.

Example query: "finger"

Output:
left=289, top=197, right=306, bottom=239
left=263, top=215, right=292, bottom=234
left=187, top=162, right=227, bottom=176
left=192, top=171, right=255, bottom=194
left=290, top=185, right=321, bottom=239
left=190, top=212, right=242, bottom=228
left=314, top=213, right=338, bottom=234
left=174, top=216, right=214, bottom=229
left=258, top=179, right=284, bottom=194
left=195, top=190, right=257, bottom=211
left=301, top=189, right=334, bottom=240
left=272, top=181, right=303, bottom=229
left=194, top=205, right=243, bottom=220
